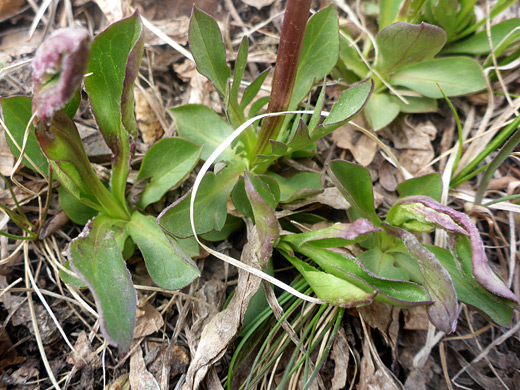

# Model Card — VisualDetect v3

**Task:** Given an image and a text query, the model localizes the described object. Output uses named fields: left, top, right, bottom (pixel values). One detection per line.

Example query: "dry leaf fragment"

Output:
left=133, top=301, right=164, bottom=338
left=330, top=327, right=349, bottom=390
left=332, top=124, right=378, bottom=167
left=0, top=0, right=24, bottom=22
left=241, top=0, right=275, bottom=10
left=130, top=345, right=160, bottom=390
left=182, top=235, right=262, bottom=390
left=135, top=89, right=163, bottom=145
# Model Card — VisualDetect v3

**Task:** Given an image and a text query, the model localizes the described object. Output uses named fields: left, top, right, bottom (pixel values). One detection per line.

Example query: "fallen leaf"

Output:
left=359, top=337, right=401, bottom=390
left=403, top=306, right=429, bottom=331
left=133, top=301, right=164, bottom=338
left=359, top=302, right=400, bottom=350
left=130, top=345, right=160, bottom=390
left=182, top=233, right=262, bottom=390
left=330, top=327, right=349, bottom=390
left=241, top=0, right=275, bottom=10
left=66, top=331, right=98, bottom=369
left=0, top=0, right=24, bottom=22
left=109, top=374, right=130, bottom=390
left=332, top=124, right=378, bottom=167
left=135, top=89, right=163, bottom=145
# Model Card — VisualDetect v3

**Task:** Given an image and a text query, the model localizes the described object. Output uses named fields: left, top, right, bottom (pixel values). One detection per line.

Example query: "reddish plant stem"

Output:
left=252, top=0, right=312, bottom=160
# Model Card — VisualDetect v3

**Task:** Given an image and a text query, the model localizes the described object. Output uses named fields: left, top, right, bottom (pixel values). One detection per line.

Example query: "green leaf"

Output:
left=285, top=252, right=377, bottom=307
left=232, top=174, right=280, bottom=219
left=364, top=92, right=400, bottom=131
left=189, top=7, right=231, bottom=98
left=58, top=185, right=98, bottom=225
left=85, top=12, right=143, bottom=152
left=240, top=68, right=270, bottom=110
left=288, top=242, right=432, bottom=307
left=1, top=96, right=49, bottom=174
left=290, top=5, right=339, bottom=108
left=136, top=138, right=201, bottom=208
left=265, top=171, right=322, bottom=203
left=85, top=12, right=143, bottom=212
left=200, top=215, right=243, bottom=242
left=427, top=245, right=513, bottom=327
left=425, top=0, right=458, bottom=41
left=159, top=161, right=244, bottom=238
left=327, top=160, right=381, bottom=225
left=126, top=212, right=200, bottom=290
left=281, top=218, right=381, bottom=249
left=170, top=104, right=235, bottom=162
left=59, top=260, right=87, bottom=288
left=230, top=37, right=249, bottom=107
left=390, top=57, right=486, bottom=98
left=396, top=96, right=437, bottom=113
left=375, top=22, right=446, bottom=74
left=396, top=174, right=442, bottom=202
left=384, top=224, right=458, bottom=333
left=244, top=172, right=280, bottom=267
left=338, top=32, right=370, bottom=79
left=378, top=0, right=405, bottom=30
left=443, top=18, right=520, bottom=56
left=69, top=215, right=136, bottom=350
left=312, top=80, right=373, bottom=138
left=357, top=247, right=410, bottom=281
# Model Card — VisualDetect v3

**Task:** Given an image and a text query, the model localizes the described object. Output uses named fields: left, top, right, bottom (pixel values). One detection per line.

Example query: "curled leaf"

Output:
left=393, top=196, right=519, bottom=305
left=33, top=28, right=90, bottom=124
left=282, top=218, right=381, bottom=249
left=244, top=172, right=280, bottom=267
left=384, top=224, right=458, bottom=333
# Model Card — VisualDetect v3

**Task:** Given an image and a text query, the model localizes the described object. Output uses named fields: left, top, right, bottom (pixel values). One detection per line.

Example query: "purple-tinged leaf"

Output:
left=396, top=196, right=519, bottom=305
left=282, top=218, right=381, bottom=249
left=244, top=172, right=280, bottom=268
left=69, top=215, right=137, bottom=350
left=85, top=12, right=143, bottom=154
left=35, top=111, right=129, bottom=220
left=375, top=22, right=446, bottom=74
left=281, top=241, right=432, bottom=307
left=384, top=224, right=458, bottom=333
left=32, top=28, right=90, bottom=125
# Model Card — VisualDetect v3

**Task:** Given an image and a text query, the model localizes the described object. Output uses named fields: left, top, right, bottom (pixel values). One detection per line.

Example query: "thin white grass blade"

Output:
left=190, top=110, right=329, bottom=305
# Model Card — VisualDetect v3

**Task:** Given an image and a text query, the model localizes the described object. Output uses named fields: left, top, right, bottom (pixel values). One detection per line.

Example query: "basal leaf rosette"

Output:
left=387, top=195, right=519, bottom=306
left=33, top=28, right=90, bottom=125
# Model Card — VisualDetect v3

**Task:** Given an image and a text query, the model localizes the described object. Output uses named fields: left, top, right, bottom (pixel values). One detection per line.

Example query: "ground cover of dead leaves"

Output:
left=0, top=1, right=520, bottom=389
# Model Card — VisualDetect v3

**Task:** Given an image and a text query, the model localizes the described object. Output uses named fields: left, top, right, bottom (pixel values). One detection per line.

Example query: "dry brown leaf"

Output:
left=182, top=236, right=262, bottom=390
left=358, top=302, right=400, bottom=350
left=92, top=0, right=125, bottom=24
left=388, top=120, right=436, bottom=175
left=359, top=337, right=401, bottom=390
left=330, top=327, right=349, bottom=390
left=66, top=331, right=98, bottom=369
left=173, top=60, right=222, bottom=113
left=130, top=345, right=160, bottom=390
left=135, top=89, right=163, bottom=145
left=133, top=301, right=164, bottom=338
left=0, top=0, right=24, bottom=22
left=241, top=0, right=275, bottom=10
left=143, top=17, right=189, bottom=46
left=332, top=125, right=378, bottom=167
left=403, top=306, right=429, bottom=331
left=109, top=374, right=131, bottom=390
left=0, top=128, right=15, bottom=176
